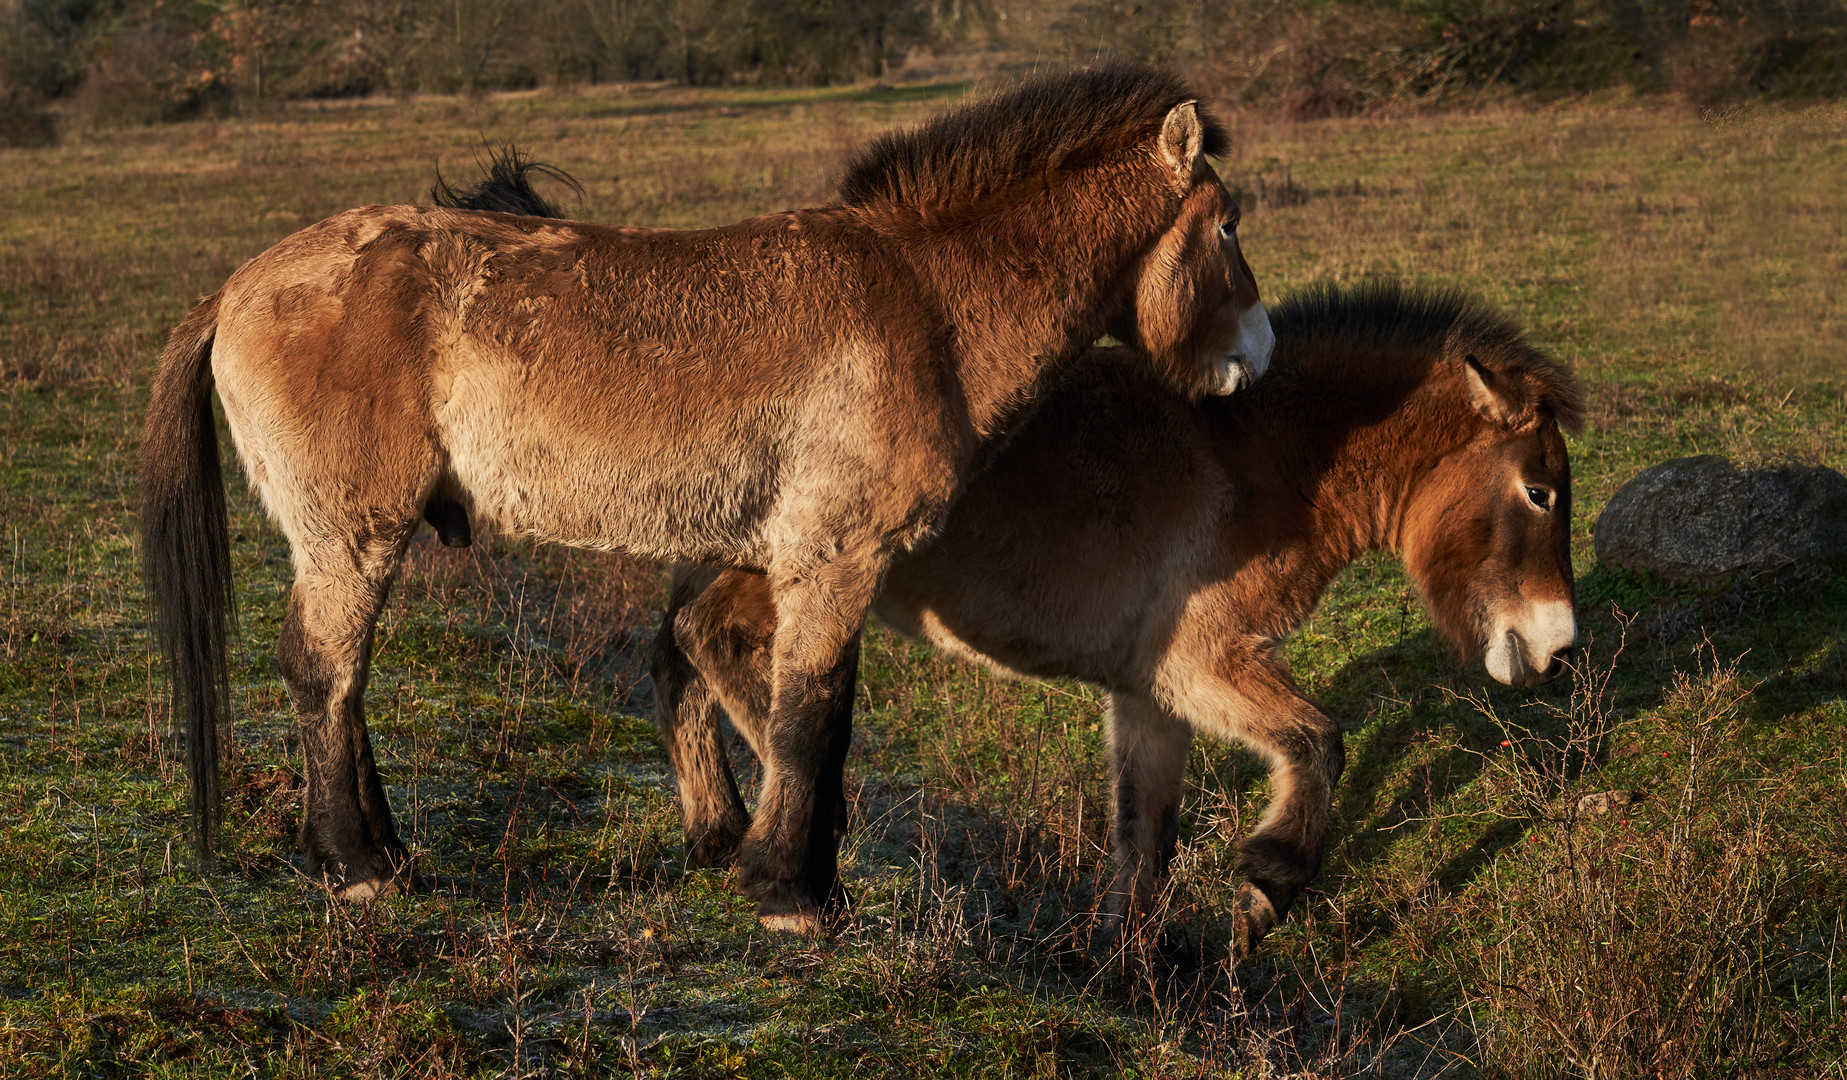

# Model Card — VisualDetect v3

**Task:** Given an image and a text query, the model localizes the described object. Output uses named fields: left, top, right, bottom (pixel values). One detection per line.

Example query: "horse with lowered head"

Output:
left=654, top=281, right=1584, bottom=951
left=139, top=64, right=1273, bottom=931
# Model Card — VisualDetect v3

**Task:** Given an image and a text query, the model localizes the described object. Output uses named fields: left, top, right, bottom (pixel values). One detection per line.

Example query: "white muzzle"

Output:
left=1208, top=302, right=1274, bottom=395
left=1483, top=598, right=1577, bottom=686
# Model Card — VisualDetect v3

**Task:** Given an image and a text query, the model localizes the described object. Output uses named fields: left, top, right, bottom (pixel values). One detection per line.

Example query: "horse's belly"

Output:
left=434, top=336, right=961, bottom=570
left=875, top=564, right=1161, bottom=689
left=436, top=366, right=781, bottom=565
left=872, top=483, right=1224, bottom=689
left=449, top=443, right=777, bottom=564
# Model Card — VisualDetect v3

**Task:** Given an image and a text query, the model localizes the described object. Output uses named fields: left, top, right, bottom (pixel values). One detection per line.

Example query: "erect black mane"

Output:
left=1269, top=280, right=1587, bottom=430
left=429, top=145, right=582, bottom=218
left=837, top=62, right=1229, bottom=209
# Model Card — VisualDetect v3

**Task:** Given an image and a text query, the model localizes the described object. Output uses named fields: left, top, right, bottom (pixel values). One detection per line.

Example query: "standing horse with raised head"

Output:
left=139, top=64, right=1272, bottom=931
left=654, top=281, right=1584, bottom=951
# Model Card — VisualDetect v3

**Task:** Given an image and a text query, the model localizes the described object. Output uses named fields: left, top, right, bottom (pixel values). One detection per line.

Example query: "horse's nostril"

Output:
left=1537, top=645, right=1576, bottom=682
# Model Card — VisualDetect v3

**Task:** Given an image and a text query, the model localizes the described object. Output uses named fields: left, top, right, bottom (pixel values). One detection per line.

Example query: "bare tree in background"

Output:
left=582, top=0, right=650, bottom=79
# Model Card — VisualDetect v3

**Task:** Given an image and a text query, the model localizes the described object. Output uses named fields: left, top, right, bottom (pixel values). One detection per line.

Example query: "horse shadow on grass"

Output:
left=382, top=558, right=1847, bottom=938
left=1576, top=562, right=1847, bottom=731
left=266, top=555, right=1846, bottom=912
left=1312, top=561, right=1847, bottom=928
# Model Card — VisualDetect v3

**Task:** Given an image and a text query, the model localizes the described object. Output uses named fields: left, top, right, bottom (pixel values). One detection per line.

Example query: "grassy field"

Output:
left=2, top=82, right=1844, bottom=1077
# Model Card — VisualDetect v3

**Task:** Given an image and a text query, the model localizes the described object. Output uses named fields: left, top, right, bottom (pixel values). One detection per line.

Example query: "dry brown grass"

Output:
left=1224, top=99, right=1847, bottom=384
left=1439, top=642, right=1796, bottom=1076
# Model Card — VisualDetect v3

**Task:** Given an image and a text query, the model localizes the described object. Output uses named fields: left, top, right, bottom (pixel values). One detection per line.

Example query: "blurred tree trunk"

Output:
left=583, top=0, right=646, bottom=79
left=863, top=2, right=886, bottom=78
left=451, top=0, right=515, bottom=91
left=663, top=0, right=740, bottom=84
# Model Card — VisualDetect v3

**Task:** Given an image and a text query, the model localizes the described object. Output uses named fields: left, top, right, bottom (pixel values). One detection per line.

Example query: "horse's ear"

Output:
left=1157, top=101, right=1204, bottom=190
left=1464, top=355, right=1525, bottom=427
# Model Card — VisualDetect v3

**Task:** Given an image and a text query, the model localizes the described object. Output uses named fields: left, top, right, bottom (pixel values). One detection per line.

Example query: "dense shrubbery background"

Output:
left=1188, top=0, right=1847, bottom=114
left=4, top=0, right=1846, bottom=134
left=0, top=0, right=992, bottom=129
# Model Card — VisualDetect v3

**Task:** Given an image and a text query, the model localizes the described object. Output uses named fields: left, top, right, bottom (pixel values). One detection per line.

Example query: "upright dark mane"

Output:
left=837, top=63, right=1229, bottom=208
left=1270, top=280, right=1586, bottom=430
left=429, top=145, right=581, bottom=218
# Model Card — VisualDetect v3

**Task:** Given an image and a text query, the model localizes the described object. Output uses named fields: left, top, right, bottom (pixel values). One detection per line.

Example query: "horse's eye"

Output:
left=1526, top=486, right=1552, bottom=511
left=1217, top=222, right=1235, bottom=240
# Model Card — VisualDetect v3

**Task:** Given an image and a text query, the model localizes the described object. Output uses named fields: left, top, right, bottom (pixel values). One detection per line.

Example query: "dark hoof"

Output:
left=1089, top=909, right=1200, bottom=971
left=759, top=902, right=856, bottom=936
left=336, top=875, right=402, bottom=902
left=1235, top=882, right=1279, bottom=957
left=685, top=826, right=746, bottom=869
left=759, top=911, right=824, bottom=934
left=1088, top=912, right=1125, bottom=960
left=827, top=880, right=855, bottom=918
left=330, top=860, right=418, bottom=902
left=754, top=880, right=854, bottom=935
left=307, top=844, right=412, bottom=901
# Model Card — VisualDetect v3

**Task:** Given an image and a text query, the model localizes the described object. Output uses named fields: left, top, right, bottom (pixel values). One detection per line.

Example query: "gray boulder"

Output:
left=1594, top=455, right=1847, bottom=584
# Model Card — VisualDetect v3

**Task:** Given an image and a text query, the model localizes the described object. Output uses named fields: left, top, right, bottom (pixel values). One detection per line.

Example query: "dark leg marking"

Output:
left=279, top=589, right=409, bottom=896
left=734, top=636, right=859, bottom=927
left=650, top=582, right=751, bottom=868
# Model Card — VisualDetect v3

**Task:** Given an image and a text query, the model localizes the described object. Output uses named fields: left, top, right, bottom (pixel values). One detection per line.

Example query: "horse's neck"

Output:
left=902, top=191, right=1164, bottom=439
left=1263, top=367, right=1443, bottom=618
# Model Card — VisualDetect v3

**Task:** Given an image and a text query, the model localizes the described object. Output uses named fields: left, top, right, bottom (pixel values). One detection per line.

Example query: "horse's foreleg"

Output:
left=1157, top=644, right=1344, bottom=953
left=650, top=567, right=764, bottom=868
left=1095, top=690, right=1192, bottom=952
left=733, top=560, right=875, bottom=931
left=280, top=555, right=412, bottom=899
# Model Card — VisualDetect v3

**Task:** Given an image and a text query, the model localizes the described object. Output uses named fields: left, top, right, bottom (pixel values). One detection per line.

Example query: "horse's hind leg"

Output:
left=1095, top=690, right=1193, bottom=952
left=1156, top=643, right=1345, bottom=953
left=213, top=287, right=440, bottom=896
left=280, top=528, right=418, bottom=898
left=657, top=567, right=860, bottom=876
left=650, top=566, right=761, bottom=867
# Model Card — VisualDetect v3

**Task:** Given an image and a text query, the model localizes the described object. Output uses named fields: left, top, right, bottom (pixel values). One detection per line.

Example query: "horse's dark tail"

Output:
left=140, top=292, right=233, bottom=864
left=429, top=144, right=579, bottom=219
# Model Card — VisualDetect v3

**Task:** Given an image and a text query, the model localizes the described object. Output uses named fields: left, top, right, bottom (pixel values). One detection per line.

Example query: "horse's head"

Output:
left=838, top=68, right=1269, bottom=403
left=1109, top=102, right=1272, bottom=401
left=1400, top=353, right=1585, bottom=687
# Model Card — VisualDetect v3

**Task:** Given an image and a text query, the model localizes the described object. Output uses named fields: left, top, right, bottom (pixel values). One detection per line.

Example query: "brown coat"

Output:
left=653, top=281, right=1585, bottom=949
